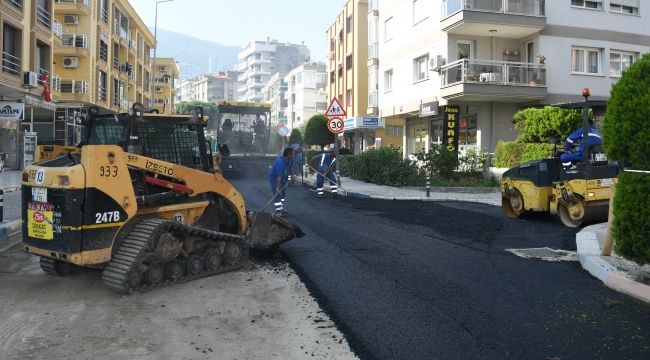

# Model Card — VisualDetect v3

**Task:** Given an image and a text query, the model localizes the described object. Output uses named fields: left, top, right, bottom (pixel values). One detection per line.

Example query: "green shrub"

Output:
left=304, top=115, right=332, bottom=149
left=513, top=106, right=583, bottom=143
left=603, top=53, right=650, bottom=170
left=613, top=172, right=650, bottom=265
left=493, top=141, right=555, bottom=168
left=458, top=147, right=489, bottom=175
left=416, top=145, right=459, bottom=178
left=338, top=146, right=416, bottom=187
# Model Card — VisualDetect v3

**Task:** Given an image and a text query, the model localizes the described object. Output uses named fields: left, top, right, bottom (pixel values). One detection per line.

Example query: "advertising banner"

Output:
left=0, top=101, right=24, bottom=121
left=443, top=106, right=460, bottom=154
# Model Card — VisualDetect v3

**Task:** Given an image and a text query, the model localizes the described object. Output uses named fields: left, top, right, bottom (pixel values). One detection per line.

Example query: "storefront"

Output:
left=342, top=116, right=385, bottom=155
left=0, top=101, right=23, bottom=169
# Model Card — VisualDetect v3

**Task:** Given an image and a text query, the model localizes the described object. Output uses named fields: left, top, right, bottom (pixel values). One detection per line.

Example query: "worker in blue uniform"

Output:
left=309, top=147, right=337, bottom=197
left=561, top=120, right=602, bottom=167
left=269, top=147, right=294, bottom=214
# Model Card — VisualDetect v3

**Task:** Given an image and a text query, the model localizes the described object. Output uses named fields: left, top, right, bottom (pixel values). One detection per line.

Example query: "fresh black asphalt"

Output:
left=233, top=177, right=650, bottom=360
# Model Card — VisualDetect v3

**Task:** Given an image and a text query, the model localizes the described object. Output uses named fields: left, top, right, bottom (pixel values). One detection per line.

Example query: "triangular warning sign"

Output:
left=325, top=98, right=346, bottom=117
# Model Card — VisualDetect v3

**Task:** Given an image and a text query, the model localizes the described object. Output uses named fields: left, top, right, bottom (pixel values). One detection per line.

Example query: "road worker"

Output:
left=309, top=146, right=337, bottom=197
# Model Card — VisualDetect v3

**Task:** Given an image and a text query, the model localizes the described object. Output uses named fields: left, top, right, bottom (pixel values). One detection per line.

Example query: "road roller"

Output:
left=500, top=89, right=621, bottom=227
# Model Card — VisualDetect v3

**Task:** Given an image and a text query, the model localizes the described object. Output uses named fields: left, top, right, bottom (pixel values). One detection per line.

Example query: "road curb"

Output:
left=0, top=219, right=21, bottom=242
left=577, top=225, right=650, bottom=303
left=1, top=186, right=20, bottom=193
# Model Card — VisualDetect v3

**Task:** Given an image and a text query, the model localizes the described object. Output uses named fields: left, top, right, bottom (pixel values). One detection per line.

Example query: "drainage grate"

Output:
left=506, top=247, right=579, bottom=262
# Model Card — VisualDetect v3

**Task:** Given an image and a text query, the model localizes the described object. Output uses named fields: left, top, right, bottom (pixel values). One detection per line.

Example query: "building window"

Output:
left=99, top=39, right=108, bottom=62
left=571, top=0, right=603, bottom=10
left=609, top=50, right=637, bottom=76
left=98, top=71, right=107, bottom=101
left=572, top=47, right=601, bottom=74
left=387, top=125, right=403, bottom=137
left=35, top=41, right=50, bottom=76
left=413, top=54, right=429, bottom=82
left=413, top=0, right=429, bottom=25
left=2, top=23, right=22, bottom=77
left=346, top=16, right=353, bottom=33
left=384, top=17, right=393, bottom=42
left=610, top=1, right=639, bottom=15
left=384, top=69, right=393, bottom=92
left=346, top=54, right=353, bottom=70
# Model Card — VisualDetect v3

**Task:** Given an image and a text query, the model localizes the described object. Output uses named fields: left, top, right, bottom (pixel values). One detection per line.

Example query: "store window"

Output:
left=459, top=106, right=479, bottom=146
left=406, top=118, right=428, bottom=155
left=430, top=116, right=443, bottom=145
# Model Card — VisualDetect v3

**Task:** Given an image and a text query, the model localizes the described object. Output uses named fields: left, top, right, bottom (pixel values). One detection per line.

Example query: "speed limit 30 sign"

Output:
left=327, top=117, right=344, bottom=134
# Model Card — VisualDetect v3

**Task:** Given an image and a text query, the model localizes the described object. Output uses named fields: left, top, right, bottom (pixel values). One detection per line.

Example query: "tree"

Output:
left=602, top=52, right=650, bottom=264
left=288, top=128, right=303, bottom=145
left=176, top=100, right=218, bottom=121
left=512, top=106, right=583, bottom=143
left=304, top=114, right=331, bottom=149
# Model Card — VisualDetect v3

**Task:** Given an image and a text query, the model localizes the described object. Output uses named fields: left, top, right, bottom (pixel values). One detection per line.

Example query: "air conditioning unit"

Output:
left=23, top=71, right=38, bottom=88
left=63, top=15, right=79, bottom=25
left=159, top=65, right=168, bottom=72
left=63, top=56, right=79, bottom=68
left=429, top=55, right=444, bottom=72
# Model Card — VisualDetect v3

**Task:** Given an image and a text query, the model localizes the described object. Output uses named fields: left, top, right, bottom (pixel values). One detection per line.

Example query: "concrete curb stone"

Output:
left=0, top=219, right=22, bottom=242
left=577, top=225, right=650, bottom=304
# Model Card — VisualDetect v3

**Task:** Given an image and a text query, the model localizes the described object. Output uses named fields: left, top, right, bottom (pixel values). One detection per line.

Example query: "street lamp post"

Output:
left=151, top=0, right=174, bottom=109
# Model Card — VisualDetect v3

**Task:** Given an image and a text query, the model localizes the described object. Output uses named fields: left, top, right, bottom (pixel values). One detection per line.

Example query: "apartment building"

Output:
left=236, top=38, right=310, bottom=103
left=261, top=72, right=288, bottom=126
left=177, top=77, right=195, bottom=102
left=327, top=0, right=378, bottom=155
left=183, top=71, right=240, bottom=103
left=1, top=0, right=56, bottom=168
left=284, top=63, right=328, bottom=130
left=152, top=58, right=178, bottom=114
left=52, top=0, right=154, bottom=146
left=376, top=0, right=649, bottom=158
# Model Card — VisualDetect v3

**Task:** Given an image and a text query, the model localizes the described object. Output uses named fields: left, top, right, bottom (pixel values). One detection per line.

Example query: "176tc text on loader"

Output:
left=22, top=104, right=303, bottom=293
left=500, top=88, right=621, bottom=227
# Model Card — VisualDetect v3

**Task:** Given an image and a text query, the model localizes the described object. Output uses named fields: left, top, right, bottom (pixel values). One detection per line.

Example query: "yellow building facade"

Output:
left=52, top=0, right=155, bottom=145
left=152, top=58, right=179, bottom=115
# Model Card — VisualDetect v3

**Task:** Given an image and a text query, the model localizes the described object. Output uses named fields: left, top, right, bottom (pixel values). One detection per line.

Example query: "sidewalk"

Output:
left=577, top=224, right=650, bottom=303
left=0, top=170, right=22, bottom=241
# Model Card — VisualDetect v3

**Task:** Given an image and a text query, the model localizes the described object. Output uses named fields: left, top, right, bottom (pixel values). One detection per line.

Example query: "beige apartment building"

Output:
left=328, top=0, right=390, bottom=155
left=152, top=58, right=179, bottom=114
left=52, top=0, right=155, bottom=145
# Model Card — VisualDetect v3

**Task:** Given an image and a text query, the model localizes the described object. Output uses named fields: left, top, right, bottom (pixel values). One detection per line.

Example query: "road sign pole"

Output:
left=334, top=133, right=341, bottom=186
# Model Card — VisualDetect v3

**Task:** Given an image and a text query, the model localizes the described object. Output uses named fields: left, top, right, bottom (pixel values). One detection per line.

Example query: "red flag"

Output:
left=40, top=73, right=51, bottom=102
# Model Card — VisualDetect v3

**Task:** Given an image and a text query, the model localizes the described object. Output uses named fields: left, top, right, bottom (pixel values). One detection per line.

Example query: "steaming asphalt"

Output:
left=232, top=177, right=650, bottom=360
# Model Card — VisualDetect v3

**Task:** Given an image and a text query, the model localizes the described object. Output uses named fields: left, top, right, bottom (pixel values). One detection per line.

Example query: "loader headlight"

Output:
left=588, top=192, right=595, bottom=198
left=58, top=176, right=70, bottom=186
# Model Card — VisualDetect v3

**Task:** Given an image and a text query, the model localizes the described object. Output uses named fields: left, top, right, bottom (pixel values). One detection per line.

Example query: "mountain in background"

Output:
left=152, top=28, right=242, bottom=80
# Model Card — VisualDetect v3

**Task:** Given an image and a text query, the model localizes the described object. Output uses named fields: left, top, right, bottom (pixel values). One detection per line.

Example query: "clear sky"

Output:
left=128, top=0, right=348, bottom=62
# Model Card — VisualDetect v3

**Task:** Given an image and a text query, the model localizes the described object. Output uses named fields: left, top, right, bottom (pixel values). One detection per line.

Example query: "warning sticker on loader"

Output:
left=28, top=209, right=54, bottom=240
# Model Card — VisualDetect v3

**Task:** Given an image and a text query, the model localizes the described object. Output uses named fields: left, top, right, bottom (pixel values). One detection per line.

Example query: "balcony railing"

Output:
left=55, top=0, right=90, bottom=5
left=100, top=8, right=109, bottom=22
left=60, top=79, right=88, bottom=94
left=8, top=0, right=22, bottom=10
left=440, top=59, right=546, bottom=87
left=112, top=94, right=120, bottom=107
left=112, top=57, right=119, bottom=70
left=1, top=52, right=21, bottom=77
left=368, top=43, right=378, bottom=60
left=120, top=98, right=129, bottom=109
left=368, top=91, right=378, bottom=107
left=442, top=0, right=545, bottom=18
left=61, top=34, right=89, bottom=48
left=36, top=5, right=52, bottom=28
left=52, top=75, right=61, bottom=91
left=53, top=20, right=62, bottom=39
left=98, top=85, right=107, bottom=101
left=154, top=77, right=171, bottom=83
left=130, top=39, right=137, bottom=49
left=36, top=67, right=50, bottom=84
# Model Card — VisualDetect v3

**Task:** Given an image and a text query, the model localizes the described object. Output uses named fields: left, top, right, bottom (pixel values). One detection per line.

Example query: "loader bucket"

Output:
left=248, top=212, right=305, bottom=250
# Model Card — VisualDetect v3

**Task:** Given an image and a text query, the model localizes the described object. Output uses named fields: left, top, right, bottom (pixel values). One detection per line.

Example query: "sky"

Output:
left=128, top=0, right=348, bottom=62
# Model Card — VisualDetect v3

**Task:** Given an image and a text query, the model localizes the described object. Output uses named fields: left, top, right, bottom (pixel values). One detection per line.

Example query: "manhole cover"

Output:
left=506, top=247, right=579, bottom=262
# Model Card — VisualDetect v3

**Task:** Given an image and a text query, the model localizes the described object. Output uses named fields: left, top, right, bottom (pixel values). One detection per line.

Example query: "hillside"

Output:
left=153, top=28, right=242, bottom=79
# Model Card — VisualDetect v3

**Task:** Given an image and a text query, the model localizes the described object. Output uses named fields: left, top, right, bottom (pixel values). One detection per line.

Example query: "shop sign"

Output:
left=0, top=101, right=24, bottom=121
left=419, top=101, right=439, bottom=117
left=443, top=106, right=460, bottom=154
left=343, top=116, right=385, bottom=130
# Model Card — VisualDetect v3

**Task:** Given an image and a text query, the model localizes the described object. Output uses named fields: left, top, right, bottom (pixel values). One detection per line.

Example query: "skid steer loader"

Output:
left=500, top=89, right=621, bottom=227
left=21, top=104, right=303, bottom=293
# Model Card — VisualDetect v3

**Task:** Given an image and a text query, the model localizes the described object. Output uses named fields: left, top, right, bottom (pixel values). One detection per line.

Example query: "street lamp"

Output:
left=150, top=0, right=174, bottom=108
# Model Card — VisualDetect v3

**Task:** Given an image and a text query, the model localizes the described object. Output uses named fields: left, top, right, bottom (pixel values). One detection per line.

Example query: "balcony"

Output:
left=441, top=0, right=545, bottom=39
left=59, top=79, right=89, bottom=102
left=1, top=51, right=21, bottom=77
left=53, top=20, right=63, bottom=43
left=52, top=75, right=61, bottom=92
left=53, top=0, right=90, bottom=16
left=58, top=34, right=90, bottom=57
left=440, top=59, right=547, bottom=102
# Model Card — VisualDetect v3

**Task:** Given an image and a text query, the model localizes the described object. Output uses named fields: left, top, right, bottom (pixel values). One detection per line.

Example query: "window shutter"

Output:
left=610, top=0, right=639, bottom=7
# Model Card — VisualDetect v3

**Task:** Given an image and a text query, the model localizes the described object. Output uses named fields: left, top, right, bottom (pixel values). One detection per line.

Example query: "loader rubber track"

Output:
left=101, top=218, right=249, bottom=294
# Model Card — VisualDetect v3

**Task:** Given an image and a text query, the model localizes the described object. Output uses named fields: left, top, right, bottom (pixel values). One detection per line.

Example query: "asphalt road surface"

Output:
left=234, top=177, right=650, bottom=360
